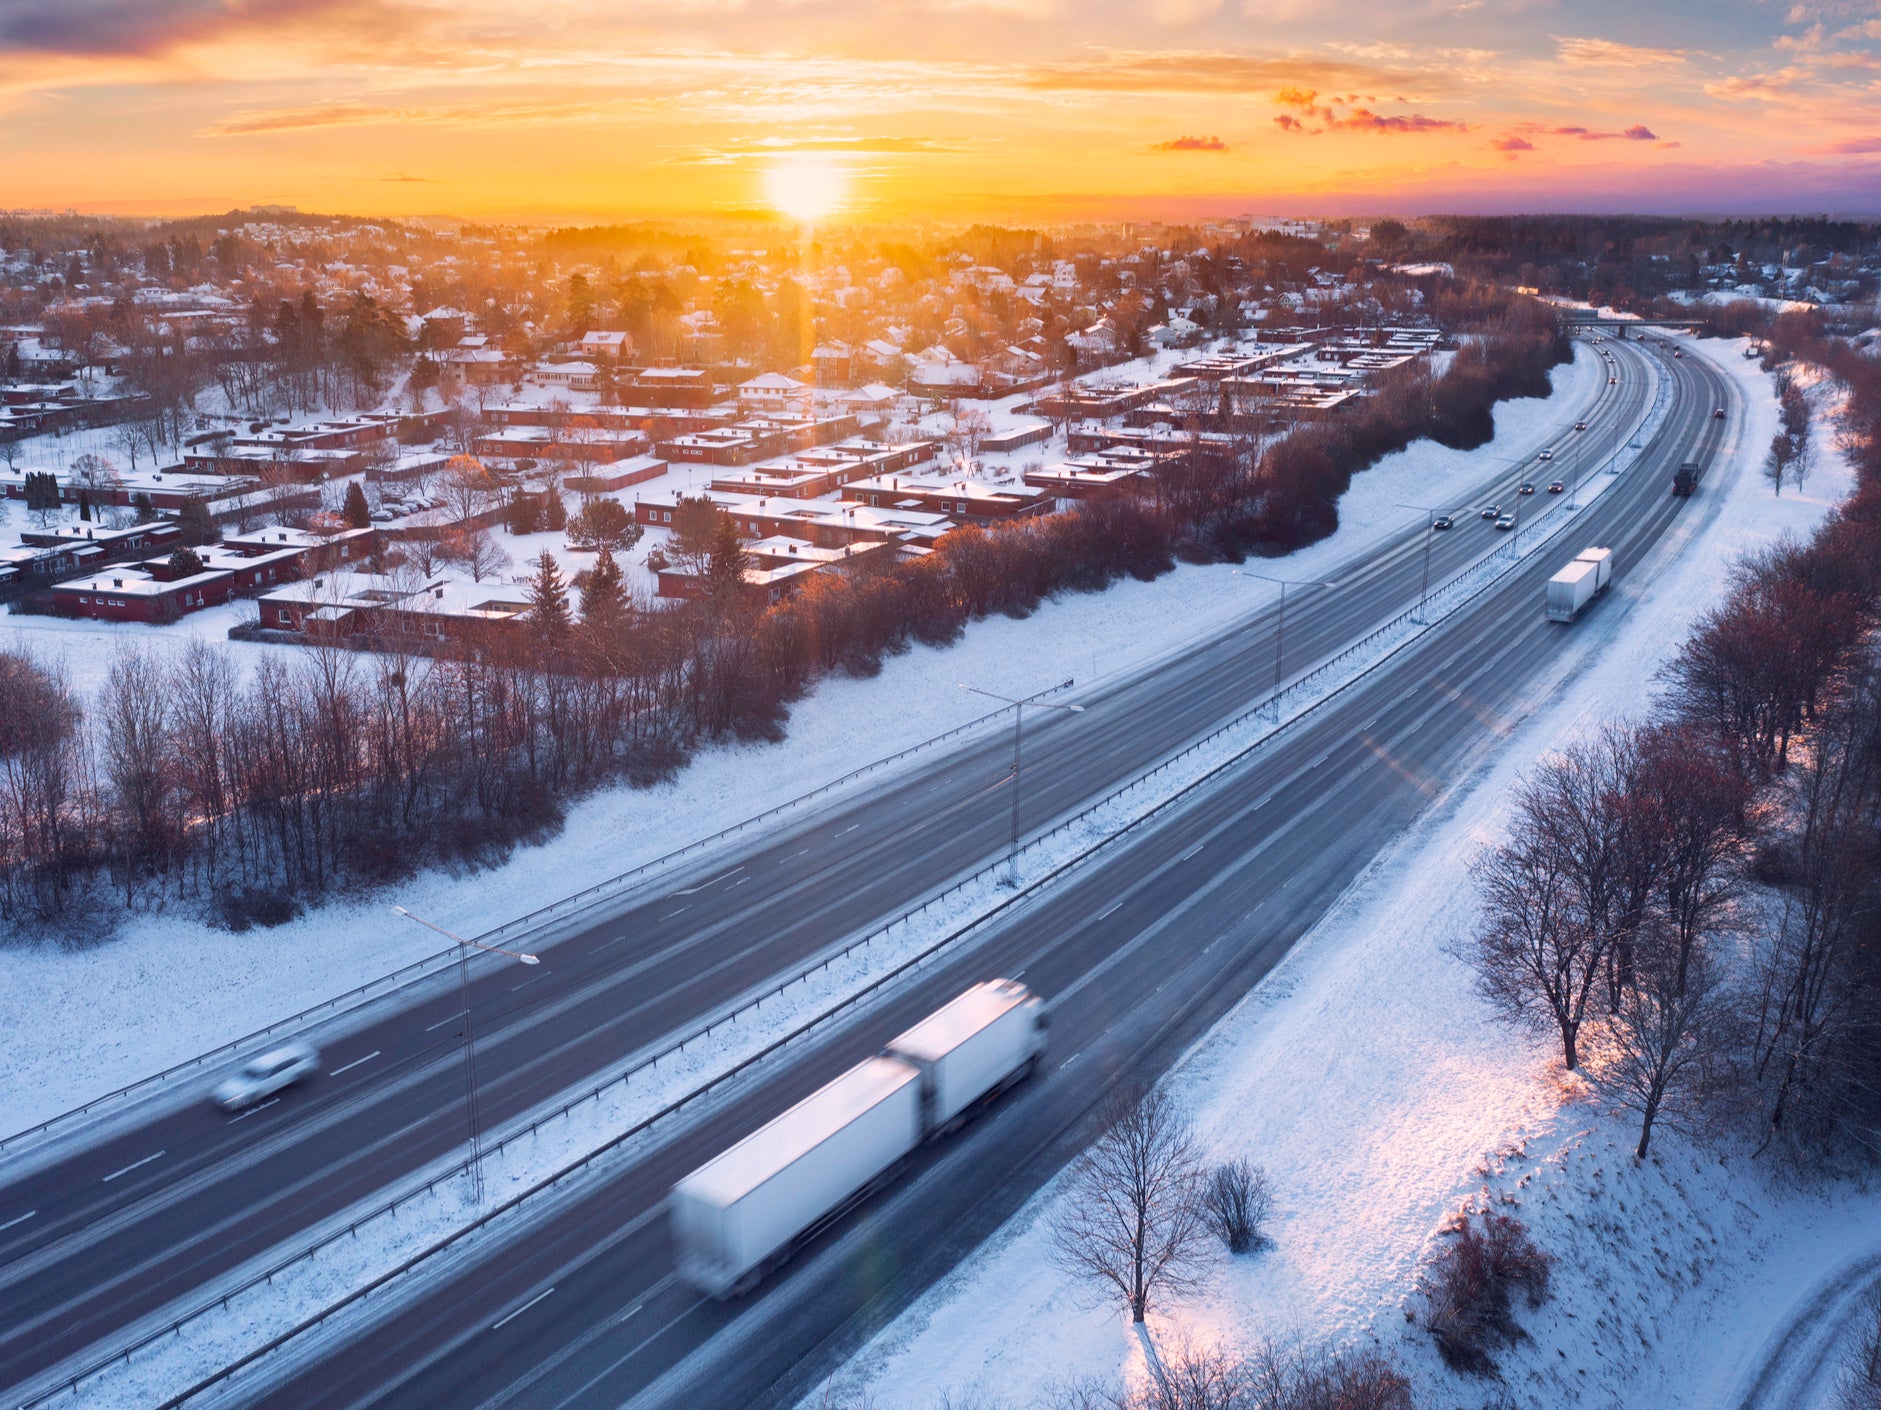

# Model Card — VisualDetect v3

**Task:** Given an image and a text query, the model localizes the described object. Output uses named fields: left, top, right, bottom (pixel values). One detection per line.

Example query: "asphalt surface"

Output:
left=1733, top=1244, right=1881, bottom=1410
left=186, top=336, right=1738, bottom=1410
left=0, top=334, right=1703, bottom=1404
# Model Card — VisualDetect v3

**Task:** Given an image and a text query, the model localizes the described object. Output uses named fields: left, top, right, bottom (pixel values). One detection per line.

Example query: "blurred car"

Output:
left=1547, top=481, right=1566, bottom=494
left=1431, top=514, right=1453, bottom=530
left=1518, top=483, right=1536, bottom=495
left=1574, top=421, right=1588, bottom=431
left=213, top=1042, right=321, bottom=1111
left=1714, top=407, right=1726, bottom=419
left=1609, top=377, right=1619, bottom=385
left=1494, top=514, right=1517, bottom=531
left=1537, top=449, right=1554, bottom=461
left=1480, top=505, right=1500, bottom=520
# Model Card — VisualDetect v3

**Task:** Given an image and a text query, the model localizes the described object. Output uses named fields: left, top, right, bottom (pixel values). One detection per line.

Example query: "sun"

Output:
left=763, top=153, right=848, bottom=223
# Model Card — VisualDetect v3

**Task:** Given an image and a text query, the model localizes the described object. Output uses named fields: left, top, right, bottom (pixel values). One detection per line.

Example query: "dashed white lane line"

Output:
left=493, top=1286, right=556, bottom=1331
left=1180, top=842, right=1207, bottom=862
left=0, top=1210, right=36, bottom=1234
left=329, top=1050, right=381, bottom=1077
left=1097, top=901, right=1123, bottom=921
left=102, top=1150, right=166, bottom=1183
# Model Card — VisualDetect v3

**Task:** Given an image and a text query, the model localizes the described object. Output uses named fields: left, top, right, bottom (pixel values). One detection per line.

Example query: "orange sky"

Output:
left=1, top=1, right=1876, bottom=220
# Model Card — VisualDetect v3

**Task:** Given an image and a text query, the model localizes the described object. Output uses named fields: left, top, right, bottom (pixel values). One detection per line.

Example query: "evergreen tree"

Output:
left=542, top=489, right=568, bottom=532
left=505, top=492, right=542, bottom=536
left=176, top=496, right=217, bottom=545
left=527, top=549, right=571, bottom=642
left=342, top=480, right=372, bottom=529
left=582, top=545, right=629, bottom=633
left=704, top=516, right=749, bottom=604
left=78, top=489, right=92, bottom=522
left=24, top=471, right=59, bottom=514
left=168, top=546, right=206, bottom=577
left=129, top=492, right=155, bottom=523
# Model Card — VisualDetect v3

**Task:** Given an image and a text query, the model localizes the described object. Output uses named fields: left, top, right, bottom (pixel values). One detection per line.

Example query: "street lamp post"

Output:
left=1234, top=570, right=1336, bottom=709
left=958, top=683, right=1086, bottom=885
left=1394, top=501, right=1450, bottom=623
left=391, top=906, right=539, bottom=1205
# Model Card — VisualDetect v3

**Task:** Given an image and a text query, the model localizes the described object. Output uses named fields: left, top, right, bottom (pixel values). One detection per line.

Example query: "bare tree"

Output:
left=441, top=527, right=511, bottom=583
left=1589, top=927, right=1730, bottom=1158
left=1837, top=1287, right=1881, bottom=1410
left=1052, top=1086, right=1211, bottom=1323
left=1417, top=1208, right=1553, bottom=1376
left=1201, top=1159, right=1272, bottom=1254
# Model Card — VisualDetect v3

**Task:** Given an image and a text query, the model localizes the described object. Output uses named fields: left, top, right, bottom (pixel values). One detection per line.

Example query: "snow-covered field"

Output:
left=809, top=343, right=1876, bottom=1410
left=0, top=343, right=1609, bottom=1139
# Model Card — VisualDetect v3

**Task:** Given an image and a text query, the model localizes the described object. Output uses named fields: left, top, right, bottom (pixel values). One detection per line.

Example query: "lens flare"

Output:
left=763, top=153, right=847, bottom=222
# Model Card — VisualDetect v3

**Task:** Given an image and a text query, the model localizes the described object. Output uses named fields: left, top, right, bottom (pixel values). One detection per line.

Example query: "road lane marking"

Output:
left=493, top=1286, right=556, bottom=1331
left=0, top=1210, right=35, bottom=1233
left=329, top=1050, right=381, bottom=1077
left=510, top=975, right=544, bottom=992
left=598, top=934, right=630, bottom=950
left=838, top=824, right=860, bottom=835
left=1097, top=901, right=1122, bottom=920
left=102, top=1151, right=166, bottom=1183
left=1180, top=842, right=1206, bottom=862
left=666, top=906, right=690, bottom=919
left=227, top=1098, right=279, bottom=1123
left=424, top=1014, right=461, bottom=1033
left=673, top=865, right=744, bottom=896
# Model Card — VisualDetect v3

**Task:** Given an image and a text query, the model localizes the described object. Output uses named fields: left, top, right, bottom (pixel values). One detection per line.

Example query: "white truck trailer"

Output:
left=1545, top=546, right=1613, bottom=623
left=671, top=980, right=1049, bottom=1298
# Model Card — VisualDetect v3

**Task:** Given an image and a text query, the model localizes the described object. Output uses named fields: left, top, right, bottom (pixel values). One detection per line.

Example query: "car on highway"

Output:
left=1480, top=505, right=1500, bottom=520
left=213, top=1042, right=321, bottom=1110
left=1548, top=481, right=1566, bottom=493
left=1714, top=407, right=1726, bottom=419
left=1431, top=514, right=1453, bottom=530
left=1537, top=449, right=1554, bottom=461
left=1609, top=377, right=1618, bottom=385
left=1518, top=483, right=1536, bottom=495
left=1495, top=514, right=1517, bottom=531
left=1674, top=349, right=1683, bottom=358
left=1574, top=421, right=1587, bottom=431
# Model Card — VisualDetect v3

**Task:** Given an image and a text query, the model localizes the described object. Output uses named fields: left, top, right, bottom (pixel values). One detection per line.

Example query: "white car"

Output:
left=213, top=1042, right=321, bottom=1110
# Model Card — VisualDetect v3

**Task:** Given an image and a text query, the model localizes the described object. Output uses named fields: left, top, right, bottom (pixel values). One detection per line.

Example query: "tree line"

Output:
left=0, top=288, right=1566, bottom=929
left=1463, top=319, right=1881, bottom=1171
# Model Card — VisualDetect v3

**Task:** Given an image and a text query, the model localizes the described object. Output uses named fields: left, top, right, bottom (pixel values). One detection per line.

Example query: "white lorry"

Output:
left=1545, top=546, right=1613, bottom=623
left=671, top=979, right=1049, bottom=1298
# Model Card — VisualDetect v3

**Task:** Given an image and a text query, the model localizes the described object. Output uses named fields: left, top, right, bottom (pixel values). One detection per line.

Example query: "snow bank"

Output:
left=0, top=344, right=1607, bottom=1139
left=814, top=344, right=1875, bottom=1410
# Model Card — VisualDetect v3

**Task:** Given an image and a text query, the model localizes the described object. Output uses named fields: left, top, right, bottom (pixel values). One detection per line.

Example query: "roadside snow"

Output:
left=812, top=343, right=1875, bottom=1410
left=0, top=344, right=1609, bottom=1139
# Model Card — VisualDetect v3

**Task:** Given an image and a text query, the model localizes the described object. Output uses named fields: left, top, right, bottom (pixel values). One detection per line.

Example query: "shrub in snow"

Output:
left=1202, top=1158, right=1272, bottom=1254
left=1038, top=1338, right=1413, bottom=1410
left=1416, top=1207, right=1553, bottom=1376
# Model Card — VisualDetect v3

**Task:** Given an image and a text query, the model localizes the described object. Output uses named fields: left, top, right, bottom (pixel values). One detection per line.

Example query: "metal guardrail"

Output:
left=0, top=686, right=1074, bottom=1160
left=27, top=341, right=1687, bottom=1410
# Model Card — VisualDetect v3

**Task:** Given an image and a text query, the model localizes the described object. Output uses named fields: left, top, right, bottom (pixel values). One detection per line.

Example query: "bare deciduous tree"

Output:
left=1053, top=1086, right=1211, bottom=1323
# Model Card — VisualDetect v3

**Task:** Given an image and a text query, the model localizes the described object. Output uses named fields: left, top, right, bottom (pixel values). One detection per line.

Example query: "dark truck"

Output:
left=1673, top=461, right=1704, bottom=496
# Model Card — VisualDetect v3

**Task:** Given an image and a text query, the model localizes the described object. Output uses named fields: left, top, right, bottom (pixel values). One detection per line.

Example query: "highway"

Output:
left=179, top=336, right=1738, bottom=1409
left=0, top=333, right=1699, bottom=1403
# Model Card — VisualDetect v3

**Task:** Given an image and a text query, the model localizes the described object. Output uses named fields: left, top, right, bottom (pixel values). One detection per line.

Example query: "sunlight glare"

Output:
left=763, top=153, right=847, bottom=223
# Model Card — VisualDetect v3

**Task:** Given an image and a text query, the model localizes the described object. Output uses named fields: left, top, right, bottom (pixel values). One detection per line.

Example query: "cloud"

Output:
left=1554, top=35, right=1688, bottom=67
left=378, top=173, right=432, bottom=182
left=1492, top=135, right=1534, bottom=152
left=1624, top=123, right=1656, bottom=141
left=1333, top=108, right=1467, bottom=133
left=1818, top=134, right=1881, bottom=154
left=1274, top=86, right=1318, bottom=108
left=1024, top=49, right=1429, bottom=95
left=0, top=0, right=395, bottom=56
left=1523, top=122, right=1665, bottom=143
left=1154, top=134, right=1228, bottom=150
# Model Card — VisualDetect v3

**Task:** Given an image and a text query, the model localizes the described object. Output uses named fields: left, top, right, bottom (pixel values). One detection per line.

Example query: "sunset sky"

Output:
left=2, top=0, right=1877, bottom=222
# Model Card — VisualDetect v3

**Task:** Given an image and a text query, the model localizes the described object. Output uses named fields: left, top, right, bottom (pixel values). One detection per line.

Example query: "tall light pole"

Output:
left=1395, top=501, right=1450, bottom=623
left=392, top=906, right=539, bottom=1205
left=958, top=683, right=1085, bottom=886
left=1234, top=570, right=1335, bottom=708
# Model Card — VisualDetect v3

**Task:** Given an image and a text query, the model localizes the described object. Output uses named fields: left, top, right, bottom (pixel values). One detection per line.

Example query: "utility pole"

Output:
left=392, top=906, right=540, bottom=1204
left=1234, top=570, right=1336, bottom=711
left=958, top=683, right=1085, bottom=886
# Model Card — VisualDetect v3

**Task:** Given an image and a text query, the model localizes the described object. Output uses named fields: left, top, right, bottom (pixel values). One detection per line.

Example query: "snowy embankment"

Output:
left=811, top=344, right=1877, bottom=1410
left=19, top=346, right=1643, bottom=1410
left=0, top=344, right=1608, bottom=1141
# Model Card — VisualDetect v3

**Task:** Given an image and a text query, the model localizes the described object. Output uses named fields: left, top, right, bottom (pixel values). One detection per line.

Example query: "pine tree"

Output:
left=505, top=492, right=542, bottom=536
left=176, top=495, right=216, bottom=545
left=527, top=549, right=571, bottom=642
left=24, top=471, right=59, bottom=514
left=168, top=546, right=206, bottom=577
left=130, top=492, right=155, bottom=523
left=543, top=489, right=568, bottom=532
left=582, top=545, right=629, bottom=632
left=704, top=515, right=749, bottom=604
left=342, top=480, right=371, bottom=529
left=78, top=489, right=92, bottom=522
